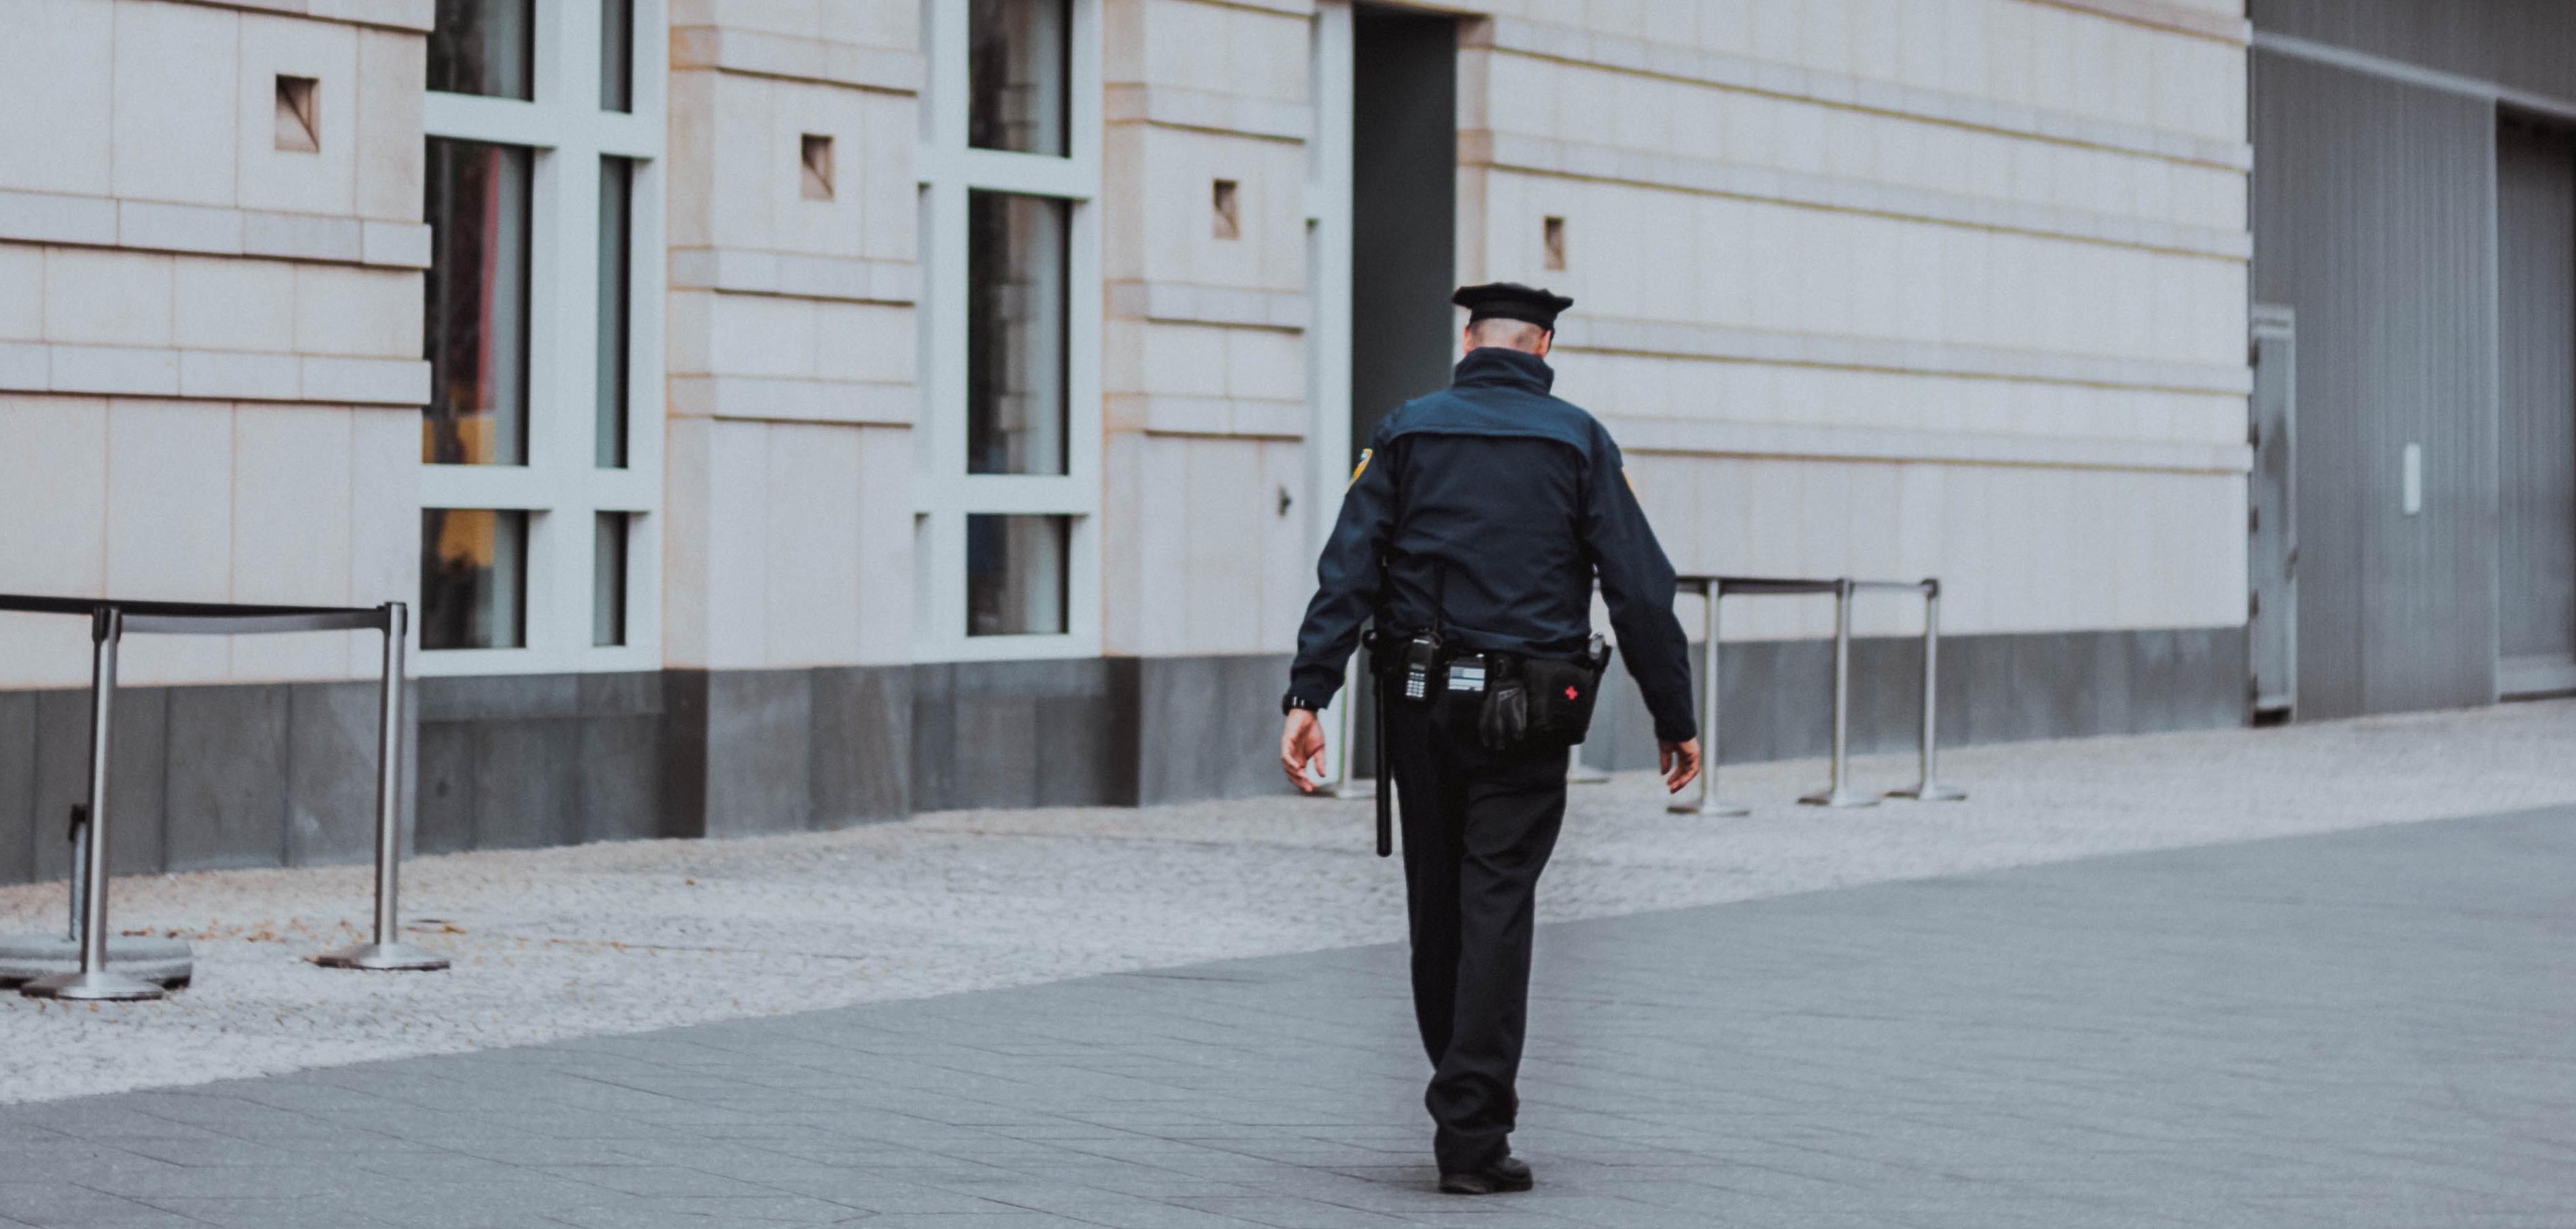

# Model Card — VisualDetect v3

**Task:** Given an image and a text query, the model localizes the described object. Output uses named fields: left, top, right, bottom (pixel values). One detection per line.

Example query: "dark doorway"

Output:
left=1346, top=4, right=1455, bottom=777
left=2248, top=305, right=2298, bottom=722
left=1350, top=3, right=1456, bottom=457
left=2498, top=116, right=2576, bottom=697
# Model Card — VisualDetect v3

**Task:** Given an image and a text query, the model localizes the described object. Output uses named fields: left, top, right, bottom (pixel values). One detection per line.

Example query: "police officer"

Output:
left=1278, top=282, right=1702, bottom=1195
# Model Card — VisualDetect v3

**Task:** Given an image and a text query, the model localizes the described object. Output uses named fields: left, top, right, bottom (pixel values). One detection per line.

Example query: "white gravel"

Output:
left=3, top=698, right=2572, bottom=1105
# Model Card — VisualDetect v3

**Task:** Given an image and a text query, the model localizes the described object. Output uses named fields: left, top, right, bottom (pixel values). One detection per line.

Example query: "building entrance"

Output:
left=1338, top=3, right=1456, bottom=777
left=2498, top=118, right=2576, bottom=697
left=2248, top=306, right=2298, bottom=722
left=1350, top=3, right=1458, bottom=453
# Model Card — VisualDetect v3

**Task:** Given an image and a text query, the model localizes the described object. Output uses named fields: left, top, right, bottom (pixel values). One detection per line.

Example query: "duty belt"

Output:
left=1364, top=630, right=1490, bottom=698
left=1439, top=652, right=1490, bottom=696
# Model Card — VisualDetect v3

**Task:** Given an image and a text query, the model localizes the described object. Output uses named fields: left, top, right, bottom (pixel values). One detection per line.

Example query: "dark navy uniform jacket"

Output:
left=1288, top=346, right=1699, bottom=743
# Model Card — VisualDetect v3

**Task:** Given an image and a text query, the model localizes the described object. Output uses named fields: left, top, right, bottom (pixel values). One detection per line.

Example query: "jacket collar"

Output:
left=1452, top=346, right=1556, bottom=395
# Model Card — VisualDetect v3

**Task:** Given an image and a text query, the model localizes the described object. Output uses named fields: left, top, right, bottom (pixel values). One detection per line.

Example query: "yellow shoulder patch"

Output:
left=1349, top=448, right=1373, bottom=488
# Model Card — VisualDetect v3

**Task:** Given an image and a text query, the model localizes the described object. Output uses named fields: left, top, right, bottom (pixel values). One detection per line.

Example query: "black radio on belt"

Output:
left=1400, top=627, right=1444, bottom=702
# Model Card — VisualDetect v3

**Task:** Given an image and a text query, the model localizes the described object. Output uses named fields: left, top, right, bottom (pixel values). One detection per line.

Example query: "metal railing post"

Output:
left=1887, top=579, right=1967, bottom=801
left=1322, top=650, right=1372, bottom=798
left=315, top=603, right=448, bottom=971
left=1672, top=580, right=1747, bottom=815
left=24, top=607, right=163, bottom=1000
left=1800, top=579, right=1877, bottom=809
left=65, top=810, right=85, bottom=943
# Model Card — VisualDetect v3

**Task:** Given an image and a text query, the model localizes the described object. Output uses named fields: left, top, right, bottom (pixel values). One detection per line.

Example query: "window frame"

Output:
left=914, top=0, right=1103, bottom=662
left=419, top=0, right=667, bottom=677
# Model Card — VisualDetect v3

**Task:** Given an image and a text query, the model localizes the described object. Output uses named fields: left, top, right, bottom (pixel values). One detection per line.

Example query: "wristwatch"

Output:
left=1282, top=692, right=1324, bottom=715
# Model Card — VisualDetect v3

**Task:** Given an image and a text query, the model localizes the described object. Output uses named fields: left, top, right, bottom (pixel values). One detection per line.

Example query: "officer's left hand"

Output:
left=1281, top=709, right=1326, bottom=793
left=1660, top=739, right=1702, bottom=794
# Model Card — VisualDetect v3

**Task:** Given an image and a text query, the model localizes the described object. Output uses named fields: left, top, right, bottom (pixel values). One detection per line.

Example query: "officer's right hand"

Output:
left=1281, top=709, right=1327, bottom=793
left=1658, top=739, right=1702, bottom=794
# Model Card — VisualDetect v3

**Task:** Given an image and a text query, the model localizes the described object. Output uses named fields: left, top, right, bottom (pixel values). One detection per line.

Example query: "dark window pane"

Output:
left=969, top=0, right=1069, bottom=156
left=967, top=514, right=1069, bottom=637
left=592, top=512, right=628, bottom=647
left=421, top=509, right=528, bottom=650
left=596, top=157, right=634, bottom=469
left=428, top=0, right=533, bottom=101
left=966, top=191, right=1068, bottom=476
left=424, top=138, right=532, bottom=466
left=600, top=0, right=633, bottom=112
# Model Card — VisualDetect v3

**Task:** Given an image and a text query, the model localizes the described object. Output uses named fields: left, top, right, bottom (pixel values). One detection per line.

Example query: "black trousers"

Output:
left=1384, top=694, right=1569, bottom=1174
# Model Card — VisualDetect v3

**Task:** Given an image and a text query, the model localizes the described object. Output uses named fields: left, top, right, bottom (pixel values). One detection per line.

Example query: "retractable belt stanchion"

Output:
left=1885, top=578, right=1967, bottom=802
left=22, top=609, right=164, bottom=1001
left=315, top=603, right=448, bottom=972
left=1670, top=579, right=1748, bottom=815
left=1649, top=575, right=1957, bottom=813
left=1799, top=579, right=1878, bottom=809
left=3, top=592, right=445, bottom=994
left=1324, top=649, right=1371, bottom=799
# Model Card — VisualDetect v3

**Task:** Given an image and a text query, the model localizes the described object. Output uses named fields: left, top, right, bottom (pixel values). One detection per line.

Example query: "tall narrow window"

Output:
left=600, top=0, right=634, bottom=112
left=421, top=509, right=529, bottom=650
left=420, top=0, right=664, bottom=671
left=969, top=0, right=1070, bottom=156
left=596, top=157, right=634, bottom=468
left=423, top=139, right=533, bottom=466
left=921, top=0, right=1095, bottom=655
left=966, top=191, right=1069, bottom=475
left=592, top=513, right=629, bottom=647
left=967, top=514, right=1069, bottom=636
left=428, top=0, right=534, bottom=100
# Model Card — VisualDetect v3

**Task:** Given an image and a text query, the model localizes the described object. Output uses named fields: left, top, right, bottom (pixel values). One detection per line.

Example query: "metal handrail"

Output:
left=0, top=594, right=446, bottom=1000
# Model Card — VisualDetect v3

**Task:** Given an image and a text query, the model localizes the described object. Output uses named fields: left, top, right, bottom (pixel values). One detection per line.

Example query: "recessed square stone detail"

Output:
left=1212, top=179, right=1239, bottom=239
left=275, top=75, right=320, bottom=153
left=801, top=134, right=834, bottom=200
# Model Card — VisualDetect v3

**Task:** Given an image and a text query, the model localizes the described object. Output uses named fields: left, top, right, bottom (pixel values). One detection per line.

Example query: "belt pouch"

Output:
left=1519, top=640, right=1614, bottom=746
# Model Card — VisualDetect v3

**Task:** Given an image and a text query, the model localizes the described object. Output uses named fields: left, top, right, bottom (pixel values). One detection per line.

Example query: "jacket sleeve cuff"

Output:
left=1287, top=667, right=1345, bottom=708
left=1653, top=715, right=1699, bottom=743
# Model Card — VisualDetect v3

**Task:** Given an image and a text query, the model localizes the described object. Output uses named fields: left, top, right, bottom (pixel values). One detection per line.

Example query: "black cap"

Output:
left=1452, top=282, right=1574, bottom=330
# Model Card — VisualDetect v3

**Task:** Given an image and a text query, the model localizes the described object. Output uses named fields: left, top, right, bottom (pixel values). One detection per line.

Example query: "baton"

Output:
left=1373, top=664, right=1392, bottom=857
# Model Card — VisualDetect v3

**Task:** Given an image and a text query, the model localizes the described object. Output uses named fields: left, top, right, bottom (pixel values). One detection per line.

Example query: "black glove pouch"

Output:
left=1519, top=639, right=1613, bottom=747
left=1475, top=641, right=1611, bottom=752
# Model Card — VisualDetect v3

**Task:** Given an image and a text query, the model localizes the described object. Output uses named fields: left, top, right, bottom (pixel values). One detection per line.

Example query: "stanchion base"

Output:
left=0, top=935, right=193, bottom=988
left=311, top=942, right=450, bottom=972
left=1668, top=798, right=1752, bottom=816
left=1798, top=789, right=1881, bottom=809
left=1887, top=782, right=1968, bottom=802
left=20, top=968, right=167, bottom=1001
left=1320, top=778, right=1375, bottom=801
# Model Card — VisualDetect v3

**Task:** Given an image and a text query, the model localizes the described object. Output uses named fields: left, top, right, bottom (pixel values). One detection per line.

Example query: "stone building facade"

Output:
left=0, top=0, right=2265, bottom=881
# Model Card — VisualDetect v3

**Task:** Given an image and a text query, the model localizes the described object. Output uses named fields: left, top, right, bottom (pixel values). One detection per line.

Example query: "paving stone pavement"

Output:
left=3, top=805, right=2571, bottom=1229
left=13, top=699, right=2576, bottom=1106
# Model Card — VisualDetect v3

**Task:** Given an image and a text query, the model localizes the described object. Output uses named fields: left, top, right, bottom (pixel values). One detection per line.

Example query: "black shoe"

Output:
left=1438, top=1156, right=1533, bottom=1195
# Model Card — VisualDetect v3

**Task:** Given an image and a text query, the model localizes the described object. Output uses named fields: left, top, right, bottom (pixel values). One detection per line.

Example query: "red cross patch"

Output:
left=1564, top=686, right=1579, bottom=701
